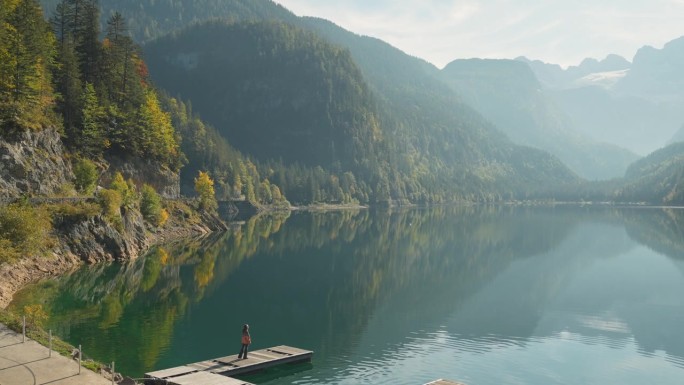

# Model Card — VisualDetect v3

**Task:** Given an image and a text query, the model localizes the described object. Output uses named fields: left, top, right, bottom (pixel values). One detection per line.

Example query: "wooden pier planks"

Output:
left=207, top=345, right=313, bottom=376
left=424, top=380, right=466, bottom=385
left=165, top=372, right=252, bottom=385
left=145, top=345, right=313, bottom=385
left=145, top=366, right=198, bottom=379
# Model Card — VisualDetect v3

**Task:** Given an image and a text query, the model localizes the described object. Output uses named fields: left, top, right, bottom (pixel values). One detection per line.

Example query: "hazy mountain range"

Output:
left=519, top=37, right=684, bottom=156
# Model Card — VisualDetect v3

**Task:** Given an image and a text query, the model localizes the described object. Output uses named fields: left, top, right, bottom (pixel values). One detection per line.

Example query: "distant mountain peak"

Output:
left=516, top=53, right=630, bottom=90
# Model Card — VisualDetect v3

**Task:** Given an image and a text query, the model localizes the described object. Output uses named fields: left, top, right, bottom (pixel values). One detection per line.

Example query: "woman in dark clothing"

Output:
left=238, top=324, right=251, bottom=359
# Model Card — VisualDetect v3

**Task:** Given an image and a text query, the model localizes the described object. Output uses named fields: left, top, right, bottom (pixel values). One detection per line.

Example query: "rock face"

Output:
left=54, top=209, right=149, bottom=264
left=0, top=129, right=74, bottom=198
left=0, top=252, right=81, bottom=309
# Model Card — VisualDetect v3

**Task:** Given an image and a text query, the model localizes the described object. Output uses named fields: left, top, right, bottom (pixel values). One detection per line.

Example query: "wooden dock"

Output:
left=145, top=345, right=313, bottom=385
left=424, top=380, right=466, bottom=385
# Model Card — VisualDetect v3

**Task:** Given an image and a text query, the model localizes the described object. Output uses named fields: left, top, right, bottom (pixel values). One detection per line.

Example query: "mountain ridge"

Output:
left=440, top=58, right=638, bottom=180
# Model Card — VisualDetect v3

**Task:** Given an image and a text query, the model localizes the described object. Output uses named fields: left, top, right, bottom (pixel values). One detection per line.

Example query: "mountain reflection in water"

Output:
left=11, top=206, right=684, bottom=384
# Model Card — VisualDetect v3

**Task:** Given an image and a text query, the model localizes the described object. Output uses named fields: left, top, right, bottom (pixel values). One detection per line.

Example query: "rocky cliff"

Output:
left=0, top=129, right=228, bottom=308
left=0, top=129, right=73, bottom=198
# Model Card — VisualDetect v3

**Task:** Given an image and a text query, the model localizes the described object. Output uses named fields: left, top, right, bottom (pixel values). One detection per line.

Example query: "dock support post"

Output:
left=49, top=330, right=52, bottom=357
left=78, top=344, right=81, bottom=375
left=22, top=316, right=25, bottom=343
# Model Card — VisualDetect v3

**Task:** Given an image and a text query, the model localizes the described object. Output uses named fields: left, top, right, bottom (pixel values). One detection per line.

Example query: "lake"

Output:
left=10, top=205, right=684, bottom=384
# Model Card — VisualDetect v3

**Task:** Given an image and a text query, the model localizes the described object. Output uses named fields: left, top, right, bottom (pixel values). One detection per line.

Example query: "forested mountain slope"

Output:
left=145, top=20, right=580, bottom=203
left=293, top=18, right=581, bottom=195
left=617, top=142, right=684, bottom=204
left=39, top=0, right=297, bottom=42
left=35, top=0, right=583, bottom=203
left=670, top=125, right=684, bottom=144
left=146, top=22, right=384, bottom=173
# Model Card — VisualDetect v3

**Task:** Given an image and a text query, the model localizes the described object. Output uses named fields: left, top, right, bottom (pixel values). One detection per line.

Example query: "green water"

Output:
left=11, top=206, right=684, bottom=384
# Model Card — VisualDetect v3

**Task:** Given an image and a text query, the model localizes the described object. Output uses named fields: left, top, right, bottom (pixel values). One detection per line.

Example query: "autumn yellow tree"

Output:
left=135, top=89, right=181, bottom=169
left=194, top=171, right=217, bottom=212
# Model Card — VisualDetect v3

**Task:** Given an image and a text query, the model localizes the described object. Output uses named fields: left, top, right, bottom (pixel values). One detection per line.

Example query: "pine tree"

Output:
left=80, top=82, right=107, bottom=155
left=0, top=0, right=57, bottom=131
left=50, top=1, right=71, bottom=47
left=53, top=34, right=82, bottom=140
left=103, top=12, right=138, bottom=106
left=68, top=0, right=99, bottom=84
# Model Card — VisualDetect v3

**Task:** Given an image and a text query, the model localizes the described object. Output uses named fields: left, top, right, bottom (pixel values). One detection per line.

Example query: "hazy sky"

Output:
left=274, top=0, right=684, bottom=68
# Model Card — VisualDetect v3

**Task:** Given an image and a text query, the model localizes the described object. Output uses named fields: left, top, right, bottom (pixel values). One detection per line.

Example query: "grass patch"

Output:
left=47, top=201, right=100, bottom=222
left=166, top=200, right=202, bottom=224
left=0, top=204, right=54, bottom=263
left=0, top=201, right=101, bottom=264
left=0, top=307, right=106, bottom=373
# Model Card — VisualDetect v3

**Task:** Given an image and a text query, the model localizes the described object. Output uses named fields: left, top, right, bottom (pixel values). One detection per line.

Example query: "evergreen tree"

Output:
left=103, top=12, right=139, bottom=106
left=50, top=1, right=71, bottom=47
left=0, top=0, right=57, bottom=131
left=53, top=34, right=82, bottom=140
left=80, top=82, right=107, bottom=155
left=68, top=0, right=99, bottom=84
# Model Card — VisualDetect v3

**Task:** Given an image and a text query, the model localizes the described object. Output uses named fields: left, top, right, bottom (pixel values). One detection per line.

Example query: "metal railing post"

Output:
left=78, top=344, right=81, bottom=375
left=111, top=361, right=115, bottom=385
left=49, top=330, right=52, bottom=357
left=22, top=316, right=25, bottom=343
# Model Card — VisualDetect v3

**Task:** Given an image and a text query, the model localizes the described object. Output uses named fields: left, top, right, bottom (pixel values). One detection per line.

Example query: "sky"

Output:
left=274, top=0, right=684, bottom=69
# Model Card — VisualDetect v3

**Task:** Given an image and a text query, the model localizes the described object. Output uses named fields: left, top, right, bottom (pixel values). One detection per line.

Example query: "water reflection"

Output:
left=10, top=206, right=684, bottom=384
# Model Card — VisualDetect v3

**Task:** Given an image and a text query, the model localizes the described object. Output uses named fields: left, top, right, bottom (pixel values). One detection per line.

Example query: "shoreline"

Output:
left=2, top=200, right=677, bottom=309
left=290, top=203, right=369, bottom=211
left=0, top=228, right=217, bottom=310
left=0, top=202, right=226, bottom=309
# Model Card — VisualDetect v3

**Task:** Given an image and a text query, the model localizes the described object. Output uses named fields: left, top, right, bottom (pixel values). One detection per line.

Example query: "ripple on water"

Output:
left=305, top=329, right=684, bottom=385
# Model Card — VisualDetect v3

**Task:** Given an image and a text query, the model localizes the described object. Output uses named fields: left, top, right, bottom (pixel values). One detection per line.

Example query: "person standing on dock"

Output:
left=238, top=324, right=251, bottom=359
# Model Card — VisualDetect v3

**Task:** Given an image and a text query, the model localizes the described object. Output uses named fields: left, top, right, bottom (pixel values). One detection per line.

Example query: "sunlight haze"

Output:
left=275, top=0, right=684, bottom=68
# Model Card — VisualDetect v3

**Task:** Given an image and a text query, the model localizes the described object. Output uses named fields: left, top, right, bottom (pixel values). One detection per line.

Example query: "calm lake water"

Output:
left=11, top=206, right=684, bottom=384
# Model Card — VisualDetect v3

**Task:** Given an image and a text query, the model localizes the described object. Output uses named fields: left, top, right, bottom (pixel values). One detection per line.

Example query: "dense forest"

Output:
left=39, top=0, right=297, bottom=42
left=617, top=142, right=684, bottom=204
left=0, top=0, right=179, bottom=166
left=145, top=20, right=582, bottom=204
left=1, top=0, right=290, bottom=207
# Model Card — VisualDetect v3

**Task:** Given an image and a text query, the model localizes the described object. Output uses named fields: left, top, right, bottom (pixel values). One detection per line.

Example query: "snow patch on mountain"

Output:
left=573, top=69, right=630, bottom=89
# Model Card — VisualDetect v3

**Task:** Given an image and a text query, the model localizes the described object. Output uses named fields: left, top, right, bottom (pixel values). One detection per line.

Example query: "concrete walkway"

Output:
left=0, top=323, right=111, bottom=385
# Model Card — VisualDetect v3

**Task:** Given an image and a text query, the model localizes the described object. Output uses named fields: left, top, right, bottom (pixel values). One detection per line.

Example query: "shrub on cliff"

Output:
left=73, top=158, right=99, bottom=195
left=110, top=172, right=138, bottom=209
left=141, top=184, right=168, bottom=227
left=98, top=189, right=123, bottom=230
left=0, top=204, right=53, bottom=263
